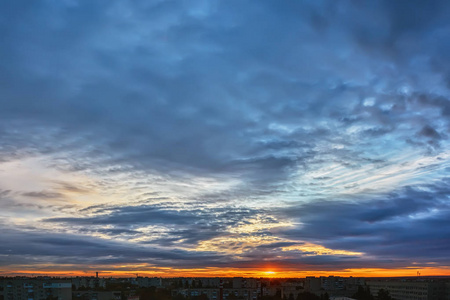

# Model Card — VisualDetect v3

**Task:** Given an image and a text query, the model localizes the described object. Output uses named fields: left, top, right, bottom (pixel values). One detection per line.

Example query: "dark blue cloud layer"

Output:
left=278, top=179, right=450, bottom=264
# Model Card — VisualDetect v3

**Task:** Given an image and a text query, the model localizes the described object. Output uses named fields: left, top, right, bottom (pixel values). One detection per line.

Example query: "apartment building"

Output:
left=0, top=278, right=72, bottom=300
left=366, top=279, right=448, bottom=300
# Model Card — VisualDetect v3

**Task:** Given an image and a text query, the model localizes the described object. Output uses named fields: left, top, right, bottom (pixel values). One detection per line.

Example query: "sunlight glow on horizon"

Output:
left=2, top=266, right=450, bottom=278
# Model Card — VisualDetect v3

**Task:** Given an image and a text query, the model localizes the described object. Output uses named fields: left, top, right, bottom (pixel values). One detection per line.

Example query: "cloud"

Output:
left=0, top=226, right=228, bottom=269
left=22, top=191, right=64, bottom=199
left=0, top=0, right=450, bottom=274
left=1, top=0, right=448, bottom=179
left=277, top=178, right=450, bottom=267
left=44, top=204, right=270, bottom=248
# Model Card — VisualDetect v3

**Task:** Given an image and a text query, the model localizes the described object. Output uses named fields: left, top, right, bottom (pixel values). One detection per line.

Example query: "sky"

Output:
left=1, top=0, right=450, bottom=278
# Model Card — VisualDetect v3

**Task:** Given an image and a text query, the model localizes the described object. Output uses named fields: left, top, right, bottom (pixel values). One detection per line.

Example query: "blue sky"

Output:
left=1, top=0, right=450, bottom=276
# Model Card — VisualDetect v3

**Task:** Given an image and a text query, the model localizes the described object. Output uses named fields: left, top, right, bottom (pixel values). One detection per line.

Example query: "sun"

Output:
left=264, top=271, right=276, bottom=275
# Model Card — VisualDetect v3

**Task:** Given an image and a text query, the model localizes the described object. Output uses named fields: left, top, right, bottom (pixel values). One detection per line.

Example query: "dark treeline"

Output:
left=352, top=286, right=393, bottom=300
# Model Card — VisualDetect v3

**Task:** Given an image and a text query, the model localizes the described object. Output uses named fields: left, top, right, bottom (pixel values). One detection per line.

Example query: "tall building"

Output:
left=73, top=290, right=122, bottom=300
left=233, top=278, right=244, bottom=289
left=136, top=277, right=162, bottom=288
left=366, top=279, right=448, bottom=300
left=72, top=276, right=106, bottom=290
left=0, top=278, right=72, bottom=300
left=173, top=287, right=258, bottom=300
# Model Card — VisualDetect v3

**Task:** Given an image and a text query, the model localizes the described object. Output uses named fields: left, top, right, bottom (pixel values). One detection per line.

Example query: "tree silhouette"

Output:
left=352, top=285, right=374, bottom=300
left=296, top=292, right=321, bottom=300
left=377, top=289, right=392, bottom=300
left=320, top=292, right=329, bottom=300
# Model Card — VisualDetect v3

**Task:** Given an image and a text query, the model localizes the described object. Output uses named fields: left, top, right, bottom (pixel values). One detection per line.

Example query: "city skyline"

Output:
left=1, top=1, right=450, bottom=278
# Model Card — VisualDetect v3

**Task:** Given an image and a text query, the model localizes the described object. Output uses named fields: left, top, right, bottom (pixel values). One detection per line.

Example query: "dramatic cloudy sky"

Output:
left=1, top=0, right=450, bottom=277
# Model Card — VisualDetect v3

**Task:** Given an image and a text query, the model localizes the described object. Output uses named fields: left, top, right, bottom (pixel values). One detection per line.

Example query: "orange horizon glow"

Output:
left=1, top=266, right=450, bottom=278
